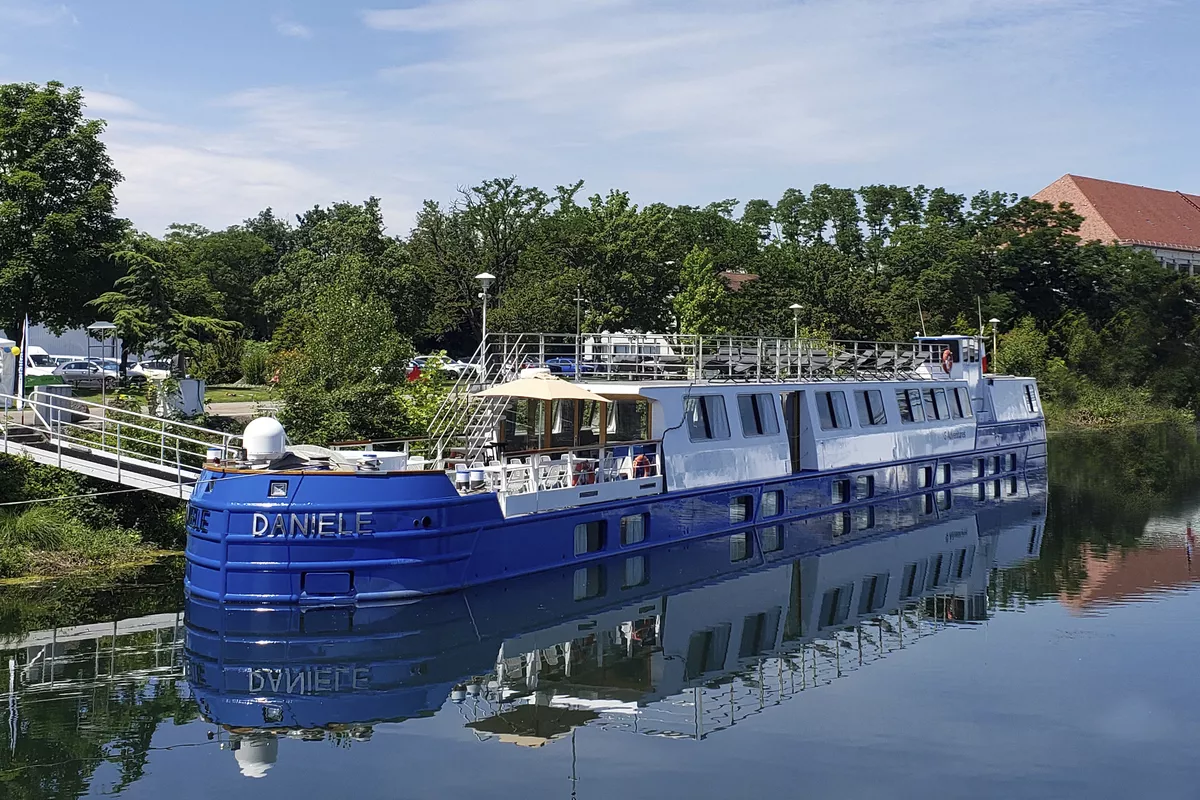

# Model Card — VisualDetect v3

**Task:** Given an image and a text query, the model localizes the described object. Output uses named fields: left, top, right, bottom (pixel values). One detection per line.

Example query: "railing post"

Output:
left=116, top=422, right=122, bottom=484
left=176, top=437, right=183, bottom=499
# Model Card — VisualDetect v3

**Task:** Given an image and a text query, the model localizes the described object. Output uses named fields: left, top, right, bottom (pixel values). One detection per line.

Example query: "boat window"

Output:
left=503, top=399, right=546, bottom=452
left=573, top=566, right=605, bottom=600
left=855, top=506, right=875, bottom=530
left=820, top=584, right=854, bottom=628
left=859, top=574, right=889, bottom=615
left=937, top=490, right=952, bottom=510
left=832, top=510, right=850, bottom=537
left=761, top=525, right=782, bottom=553
left=737, top=393, right=780, bottom=436
left=974, top=458, right=985, bottom=478
left=1023, top=384, right=1037, bottom=413
left=761, top=490, right=782, bottom=518
left=578, top=400, right=604, bottom=446
left=856, top=475, right=874, bottom=500
left=574, top=521, right=605, bottom=556
left=900, top=562, right=927, bottom=599
left=976, top=483, right=986, bottom=501
left=1007, top=453, right=1017, bottom=471
left=609, top=398, right=650, bottom=442
left=816, top=391, right=852, bottom=430
left=730, top=495, right=753, bottom=524
left=622, top=556, right=647, bottom=589
left=956, top=388, right=974, bottom=418
left=730, top=532, right=751, bottom=562
left=896, top=389, right=925, bottom=423
left=738, top=609, right=782, bottom=658
left=922, top=493, right=935, bottom=515
left=933, top=389, right=950, bottom=420
left=854, top=389, right=888, bottom=426
left=684, top=395, right=730, bottom=441
left=832, top=478, right=850, bottom=504
left=919, top=466, right=933, bottom=488
left=938, top=464, right=951, bottom=485
left=1008, top=476, right=1019, bottom=496
left=550, top=399, right=577, bottom=448
left=684, top=625, right=731, bottom=679
left=992, top=479, right=1002, bottom=498
left=620, top=513, right=647, bottom=546
left=990, top=455, right=1001, bottom=474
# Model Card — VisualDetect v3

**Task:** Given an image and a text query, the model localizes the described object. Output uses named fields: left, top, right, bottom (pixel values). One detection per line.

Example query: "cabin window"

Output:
left=992, top=479, right=1002, bottom=498
left=730, top=495, right=753, bottom=524
left=938, top=464, right=951, bottom=485
left=816, top=391, right=852, bottom=430
left=919, top=466, right=933, bottom=488
left=928, top=554, right=947, bottom=587
left=503, top=399, right=546, bottom=452
left=738, top=393, right=780, bottom=436
left=990, top=455, right=1001, bottom=474
left=832, top=478, right=850, bottom=504
left=820, top=584, right=854, bottom=628
left=730, top=532, right=751, bottom=562
left=1024, top=384, right=1038, bottom=413
left=974, top=458, right=985, bottom=478
left=896, top=389, right=925, bottom=423
left=952, top=388, right=974, bottom=418
left=859, top=574, right=889, bottom=615
left=1008, top=476, right=1018, bottom=496
left=937, top=490, right=952, bottom=511
left=900, top=562, right=927, bottom=599
left=608, top=398, right=650, bottom=443
left=761, top=525, right=782, bottom=553
left=854, top=389, right=888, bottom=426
left=738, top=609, right=782, bottom=658
left=685, top=625, right=731, bottom=679
left=684, top=395, right=730, bottom=441
left=976, top=483, right=986, bottom=502
left=922, top=388, right=950, bottom=420
left=1007, top=453, right=1017, bottom=471
left=574, top=521, right=605, bottom=556
left=856, top=475, right=874, bottom=500
left=761, top=490, right=782, bottom=518
left=832, top=510, right=850, bottom=537
left=573, top=566, right=605, bottom=600
left=620, top=513, right=647, bottom=546
left=855, top=506, right=875, bottom=531
left=622, top=556, right=647, bottom=589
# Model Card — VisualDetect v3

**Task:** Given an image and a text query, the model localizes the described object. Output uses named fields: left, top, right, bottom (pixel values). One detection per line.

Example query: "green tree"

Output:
left=673, top=247, right=730, bottom=335
left=0, top=81, right=126, bottom=343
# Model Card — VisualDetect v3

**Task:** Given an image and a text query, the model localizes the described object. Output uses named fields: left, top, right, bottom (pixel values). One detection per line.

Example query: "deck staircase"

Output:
left=0, top=390, right=240, bottom=500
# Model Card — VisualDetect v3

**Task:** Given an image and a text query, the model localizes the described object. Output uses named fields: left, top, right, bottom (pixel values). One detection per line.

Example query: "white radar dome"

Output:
left=243, top=417, right=287, bottom=463
left=234, top=734, right=278, bottom=778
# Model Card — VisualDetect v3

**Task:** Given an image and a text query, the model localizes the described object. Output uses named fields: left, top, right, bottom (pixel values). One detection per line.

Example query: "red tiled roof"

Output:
left=1033, top=174, right=1200, bottom=253
left=719, top=271, right=758, bottom=291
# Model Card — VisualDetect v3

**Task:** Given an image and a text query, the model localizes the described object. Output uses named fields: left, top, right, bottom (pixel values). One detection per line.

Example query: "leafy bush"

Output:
left=241, top=340, right=271, bottom=384
left=191, top=333, right=244, bottom=384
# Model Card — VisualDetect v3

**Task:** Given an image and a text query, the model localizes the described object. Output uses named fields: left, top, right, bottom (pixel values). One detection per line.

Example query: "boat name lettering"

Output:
left=251, top=511, right=375, bottom=538
left=945, top=530, right=968, bottom=542
left=944, top=429, right=968, bottom=440
left=186, top=506, right=210, bottom=532
left=248, top=666, right=369, bottom=694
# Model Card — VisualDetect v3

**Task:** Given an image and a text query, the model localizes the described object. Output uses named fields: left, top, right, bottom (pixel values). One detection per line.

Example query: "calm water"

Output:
left=4, top=425, right=1200, bottom=799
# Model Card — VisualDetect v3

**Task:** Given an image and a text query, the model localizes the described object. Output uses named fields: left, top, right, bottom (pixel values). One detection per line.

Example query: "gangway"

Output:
left=0, top=390, right=240, bottom=500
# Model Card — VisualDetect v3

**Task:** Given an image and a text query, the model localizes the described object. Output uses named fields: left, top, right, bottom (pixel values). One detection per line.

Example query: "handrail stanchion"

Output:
left=116, top=422, right=122, bottom=484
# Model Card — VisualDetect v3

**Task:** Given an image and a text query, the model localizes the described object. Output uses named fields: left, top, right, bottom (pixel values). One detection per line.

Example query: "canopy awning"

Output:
left=473, top=372, right=612, bottom=403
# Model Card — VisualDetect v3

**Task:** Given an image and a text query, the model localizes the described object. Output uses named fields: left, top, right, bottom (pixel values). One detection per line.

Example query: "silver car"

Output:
left=53, top=360, right=118, bottom=389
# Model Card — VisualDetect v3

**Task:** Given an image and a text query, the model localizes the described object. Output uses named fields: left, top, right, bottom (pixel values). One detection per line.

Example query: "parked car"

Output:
left=411, top=355, right=477, bottom=378
left=127, top=360, right=172, bottom=384
left=543, top=357, right=599, bottom=376
left=53, top=360, right=118, bottom=389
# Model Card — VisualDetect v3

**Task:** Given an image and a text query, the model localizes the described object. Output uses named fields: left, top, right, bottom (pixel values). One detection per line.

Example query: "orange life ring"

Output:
left=940, top=349, right=953, bottom=374
left=572, top=461, right=595, bottom=486
left=632, top=453, right=652, bottom=478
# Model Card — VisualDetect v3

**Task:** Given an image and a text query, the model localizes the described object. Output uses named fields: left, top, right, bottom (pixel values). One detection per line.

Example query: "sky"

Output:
left=1, top=0, right=1197, bottom=237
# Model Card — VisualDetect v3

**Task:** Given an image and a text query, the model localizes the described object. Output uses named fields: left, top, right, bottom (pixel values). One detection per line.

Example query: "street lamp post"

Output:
left=789, top=304, right=803, bottom=342
left=574, top=285, right=588, bottom=383
left=476, top=272, right=495, bottom=375
left=988, top=318, right=1000, bottom=372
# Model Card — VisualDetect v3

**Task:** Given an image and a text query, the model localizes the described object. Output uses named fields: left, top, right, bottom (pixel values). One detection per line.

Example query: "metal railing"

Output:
left=445, top=440, right=662, bottom=497
left=0, top=390, right=241, bottom=497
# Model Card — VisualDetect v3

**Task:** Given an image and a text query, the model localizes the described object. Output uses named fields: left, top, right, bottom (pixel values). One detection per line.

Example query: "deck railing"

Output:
left=445, top=440, right=663, bottom=497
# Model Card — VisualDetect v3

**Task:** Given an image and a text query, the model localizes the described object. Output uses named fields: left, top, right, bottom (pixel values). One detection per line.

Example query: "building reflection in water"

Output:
left=178, top=473, right=1050, bottom=772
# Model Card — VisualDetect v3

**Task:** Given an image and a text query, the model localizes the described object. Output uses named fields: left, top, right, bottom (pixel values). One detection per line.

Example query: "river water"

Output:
left=3, top=425, right=1200, bottom=799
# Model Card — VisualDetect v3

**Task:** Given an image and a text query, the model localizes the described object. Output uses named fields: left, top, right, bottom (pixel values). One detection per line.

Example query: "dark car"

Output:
left=543, top=357, right=599, bottom=376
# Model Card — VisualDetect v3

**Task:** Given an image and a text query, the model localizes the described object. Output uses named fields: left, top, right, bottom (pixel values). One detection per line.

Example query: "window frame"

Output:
left=896, top=388, right=925, bottom=424
left=685, top=394, right=731, bottom=442
left=620, top=513, right=647, bottom=546
left=854, top=389, right=888, bottom=426
left=816, top=390, right=852, bottom=431
left=737, top=393, right=780, bottom=437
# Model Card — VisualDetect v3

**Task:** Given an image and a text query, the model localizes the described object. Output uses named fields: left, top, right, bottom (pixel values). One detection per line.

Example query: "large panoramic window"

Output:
left=854, top=389, right=888, bottom=426
left=896, top=389, right=925, bottom=423
left=737, top=393, right=780, bottom=436
left=684, top=395, right=730, bottom=441
left=816, top=391, right=852, bottom=430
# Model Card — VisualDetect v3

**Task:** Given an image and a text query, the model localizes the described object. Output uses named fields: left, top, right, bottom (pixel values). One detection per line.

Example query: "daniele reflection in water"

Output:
left=183, top=473, right=1048, bottom=777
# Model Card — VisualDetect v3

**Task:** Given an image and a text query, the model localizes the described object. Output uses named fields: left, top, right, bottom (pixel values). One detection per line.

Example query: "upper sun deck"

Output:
left=477, top=332, right=987, bottom=386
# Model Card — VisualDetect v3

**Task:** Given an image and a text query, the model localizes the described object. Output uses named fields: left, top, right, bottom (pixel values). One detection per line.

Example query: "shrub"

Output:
left=241, top=340, right=271, bottom=385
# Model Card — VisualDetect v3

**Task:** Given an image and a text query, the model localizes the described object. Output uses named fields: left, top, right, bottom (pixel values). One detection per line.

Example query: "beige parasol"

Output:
left=473, top=371, right=612, bottom=402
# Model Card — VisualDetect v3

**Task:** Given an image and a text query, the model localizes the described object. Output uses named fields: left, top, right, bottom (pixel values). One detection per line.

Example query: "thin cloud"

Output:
left=84, top=91, right=147, bottom=118
left=0, top=2, right=75, bottom=26
left=274, top=18, right=313, bottom=39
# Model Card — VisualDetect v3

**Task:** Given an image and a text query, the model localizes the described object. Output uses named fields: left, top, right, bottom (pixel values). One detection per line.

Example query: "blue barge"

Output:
left=185, top=332, right=1045, bottom=604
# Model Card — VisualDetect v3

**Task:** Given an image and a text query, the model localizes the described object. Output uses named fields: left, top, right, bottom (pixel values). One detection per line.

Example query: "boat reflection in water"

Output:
left=185, top=474, right=1047, bottom=775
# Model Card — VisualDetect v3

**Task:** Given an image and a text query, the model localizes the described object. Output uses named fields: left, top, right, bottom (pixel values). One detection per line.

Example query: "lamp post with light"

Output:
left=476, top=272, right=495, bottom=374
left=988, top=318, right=1000, bottom=372
left=789, top=304, right=804, bottom=379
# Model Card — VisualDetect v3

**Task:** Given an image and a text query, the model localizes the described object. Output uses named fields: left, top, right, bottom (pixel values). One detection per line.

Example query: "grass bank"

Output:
left=1043, top=385, right=1194, bottom=430
left=0, top=455, right=185, bottom=580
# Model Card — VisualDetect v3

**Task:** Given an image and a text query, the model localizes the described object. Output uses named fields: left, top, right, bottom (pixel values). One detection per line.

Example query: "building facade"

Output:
left=1033, top=174, right=1200, bottom=274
